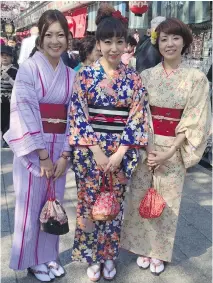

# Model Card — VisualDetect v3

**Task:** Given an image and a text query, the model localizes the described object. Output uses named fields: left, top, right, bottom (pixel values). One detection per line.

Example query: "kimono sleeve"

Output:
left=3, top=60, right=45, bottom=157
left=69, top=70, right=99, bottom=146
left=175, top=70, right=211, bottom=168
left=120, top=72, right=149, bottom=147
left=61, top=69, right=76, bottom=152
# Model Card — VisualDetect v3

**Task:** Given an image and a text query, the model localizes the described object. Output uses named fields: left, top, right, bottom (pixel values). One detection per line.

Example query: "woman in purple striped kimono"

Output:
left=4, top=10, right=75, bottom=282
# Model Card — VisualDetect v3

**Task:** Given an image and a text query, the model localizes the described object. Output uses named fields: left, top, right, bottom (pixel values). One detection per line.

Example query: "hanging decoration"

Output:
left=1, top=2, right=34, bottom=21
left=129, top=1, right=149, bottom=16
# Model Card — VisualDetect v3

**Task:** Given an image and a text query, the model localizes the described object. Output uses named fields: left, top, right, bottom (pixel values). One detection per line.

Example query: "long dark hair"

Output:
left=95, top=4, right=127, bottom=42
left=37, top=9, right=69, bottom=47
left=29, top=36, right=40, bottom=57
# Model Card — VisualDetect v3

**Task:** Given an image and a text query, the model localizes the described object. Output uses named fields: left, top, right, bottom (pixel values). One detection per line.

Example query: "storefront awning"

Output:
left=87, top=1, right=127, bottom=32
left=152, top=1, right=211, bottom=24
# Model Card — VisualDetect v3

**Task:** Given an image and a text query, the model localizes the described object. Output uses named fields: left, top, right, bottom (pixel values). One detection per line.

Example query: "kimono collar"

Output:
left=161, top=60, right=186, bottom=77
left=94, top=60, right=127, bottom=80
left=33, top=51, right=63, bottom=73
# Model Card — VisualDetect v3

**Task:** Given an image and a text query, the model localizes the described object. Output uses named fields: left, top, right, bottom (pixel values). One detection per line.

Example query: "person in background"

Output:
left=4, top=10, right=75, bottom=282
left=121, top=17, right=211, bottom=276
left=61, top=31, right=79, bottom=69
left=1, top=33, right=8, bottom=45
left=135, top=28, right=151, bottom=53
left=1, top=45, right=18, bottom=147
left=7, top=36, right=19, bottom=67
left=69, top=3, right=148, bottom=281
left=18, top=26, right=39, bottom=64
left=133, top=29, right=140, bottom=43
left=74, top=36, right=100, bottom=72
left=121, top=35, right=137, bottom=67
left=29, top=36, right=41, bottom=57
left=136, top=16, right=166, bottom=73
left=0, top=38, right=5, bottom=45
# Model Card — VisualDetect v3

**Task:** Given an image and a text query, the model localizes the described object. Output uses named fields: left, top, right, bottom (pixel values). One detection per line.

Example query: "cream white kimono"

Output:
left=120, top=62, right=211, bottom=262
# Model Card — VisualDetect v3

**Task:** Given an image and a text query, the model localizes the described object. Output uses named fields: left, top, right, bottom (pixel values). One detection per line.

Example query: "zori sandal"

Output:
left=46, top=261, right=65, bottom=278
left=103, top=260, right=116, bottom=281
left=28, top=263, right=52, bottom=282
left=87, top=263, right=101, bottom=282
left=150, top=258, right=165, bottom=276
left=137, top=256, right=151, bottom=269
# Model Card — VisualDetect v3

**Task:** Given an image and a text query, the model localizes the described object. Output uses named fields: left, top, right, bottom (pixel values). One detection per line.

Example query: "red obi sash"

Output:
left=150, top=106, right=183, bottom=137
left=39, top=104, right=67, bottom=134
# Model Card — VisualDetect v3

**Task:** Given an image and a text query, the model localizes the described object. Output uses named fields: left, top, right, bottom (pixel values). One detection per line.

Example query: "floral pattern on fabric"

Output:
left=69, top=61, right=148, bottom=263
left=121, top=62, right=211, bottom=262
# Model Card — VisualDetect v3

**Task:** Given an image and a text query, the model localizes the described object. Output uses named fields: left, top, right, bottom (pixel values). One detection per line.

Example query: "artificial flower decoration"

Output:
left=151, top=31, right=158, bottom=45
left=112, top=10, right=128, bottom=24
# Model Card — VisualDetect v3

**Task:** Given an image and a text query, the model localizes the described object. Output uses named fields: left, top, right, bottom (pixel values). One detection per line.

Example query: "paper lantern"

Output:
left=129, top=1, right=149, bottom=15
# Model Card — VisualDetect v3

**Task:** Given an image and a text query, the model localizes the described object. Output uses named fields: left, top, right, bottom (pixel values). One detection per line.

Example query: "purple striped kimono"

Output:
left=4, top=51, right=76, bottom=270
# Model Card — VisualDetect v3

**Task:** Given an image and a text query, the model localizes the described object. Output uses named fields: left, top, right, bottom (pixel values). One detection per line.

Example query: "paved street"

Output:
left=1, top=148, right=212, bottom=283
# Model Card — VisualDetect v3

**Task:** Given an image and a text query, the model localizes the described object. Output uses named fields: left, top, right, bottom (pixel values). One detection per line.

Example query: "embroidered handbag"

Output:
left=40, top=179, right=69, bottom=235
left=92, top=173, right=120, bottom=221
left=139, top=173, right=166, bottom=219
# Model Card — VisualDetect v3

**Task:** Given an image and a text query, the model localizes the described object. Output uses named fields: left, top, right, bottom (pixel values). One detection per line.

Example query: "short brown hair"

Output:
left=155, top=18, right=193, bottom=54
left=38, top=10, right=69, bottom=47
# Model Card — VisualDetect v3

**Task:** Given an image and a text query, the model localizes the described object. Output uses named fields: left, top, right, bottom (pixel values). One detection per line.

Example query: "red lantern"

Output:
left=129, top=1, right=149, bottom=15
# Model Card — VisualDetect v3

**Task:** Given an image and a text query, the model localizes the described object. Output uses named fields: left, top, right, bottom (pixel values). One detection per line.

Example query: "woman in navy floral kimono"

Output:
left=69, top=4, right=149, bottom=281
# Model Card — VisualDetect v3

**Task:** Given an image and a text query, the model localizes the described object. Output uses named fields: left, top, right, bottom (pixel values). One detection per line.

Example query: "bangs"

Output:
left=156, top=19, right=184, bottom=37
left=96, top=18, right=127, bottom=41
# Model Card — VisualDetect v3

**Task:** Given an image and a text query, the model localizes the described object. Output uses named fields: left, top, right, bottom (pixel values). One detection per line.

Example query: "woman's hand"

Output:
left=147, top=147, right=176, bottom=168
left=38, top=149, right=54, bottom=179
left=105, top=151, right=124, bottom=173
left=93, top=150, right=109, bottom=172
left=147, top=152, right=156, bottom=170
left=40, top=158, right=54, bottom=179
left=53, top=157, right=68, bottom=181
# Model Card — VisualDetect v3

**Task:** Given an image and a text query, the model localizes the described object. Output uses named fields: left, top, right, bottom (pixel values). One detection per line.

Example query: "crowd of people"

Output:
left=1, top=3, right=211, bottom=282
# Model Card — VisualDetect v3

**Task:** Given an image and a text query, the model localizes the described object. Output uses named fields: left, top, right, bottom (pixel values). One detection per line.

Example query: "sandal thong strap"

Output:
left=104, top=261, right=115, bottom=273
left=48, top=262, right=60, bottom=270
left=141, top=257, right=150, bottom=262
left=89, top=264, right=101, bottom=275
left=28, top=268, right=49, bottom=275
left=151, top=260, right=164, bottom=268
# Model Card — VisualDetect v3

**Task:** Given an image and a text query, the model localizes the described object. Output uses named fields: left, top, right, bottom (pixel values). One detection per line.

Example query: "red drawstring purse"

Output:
left=92, top=173, right=120, bottom=221
left=139, top=172, right=166, bottom=219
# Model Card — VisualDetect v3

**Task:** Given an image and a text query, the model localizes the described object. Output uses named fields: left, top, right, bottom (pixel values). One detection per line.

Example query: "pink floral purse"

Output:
left=39, top=179, right=69, bottom=235
left=92, top=173, right=120, bottom=221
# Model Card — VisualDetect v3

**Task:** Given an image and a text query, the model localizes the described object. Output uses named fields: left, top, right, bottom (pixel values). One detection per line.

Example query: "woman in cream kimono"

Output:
left=121, top=18, right=211, bottom=275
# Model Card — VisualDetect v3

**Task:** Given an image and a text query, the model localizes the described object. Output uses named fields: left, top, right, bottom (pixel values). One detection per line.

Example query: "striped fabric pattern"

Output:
left=87, top=1, right=127, bottom=32
left=88, top=104, right=129, bottom=133
left=152, top=1, right=210, bottom=24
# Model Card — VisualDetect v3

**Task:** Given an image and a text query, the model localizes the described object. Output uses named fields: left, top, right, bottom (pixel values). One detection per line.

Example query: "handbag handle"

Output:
left=100, top=172, right=113, bottom=193
left=152, top=169, right=161, bottom=194
left=46, top=178, right=56, bottom=200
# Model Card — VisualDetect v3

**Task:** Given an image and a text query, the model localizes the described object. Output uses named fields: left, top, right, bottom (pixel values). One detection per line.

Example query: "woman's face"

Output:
left=42, top=21, right=67, bottom=60
left=158, top=32, right=184, bottom=62
left=97, top=36, right=126, bottom=66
